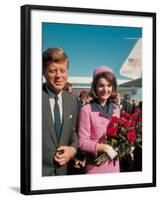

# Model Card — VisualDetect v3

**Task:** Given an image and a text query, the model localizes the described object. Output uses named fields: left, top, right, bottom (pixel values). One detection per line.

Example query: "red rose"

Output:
left=121, top=112, right=130, bottom=118
left=131, top=121, right=136, bottom=126
left=139, top=117, right=142, bottom=123
left=107, top=127, right=118, bottom=137
left=131, top=114, right=138, bottom=121
left=129, top=128, right=135, bottom=132
left=134, top=108, right=141, bottom=114
left=126, top=130, right=136, bottom=143
left=122, top=120, right=132, bottom=127
left=111, top=116, right=122, bottom=124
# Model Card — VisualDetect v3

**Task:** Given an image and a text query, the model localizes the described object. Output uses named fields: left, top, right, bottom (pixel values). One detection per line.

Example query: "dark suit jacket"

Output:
left=42, top=84, right=78, bottom=176
left=121, top=99, right=132, bottom=114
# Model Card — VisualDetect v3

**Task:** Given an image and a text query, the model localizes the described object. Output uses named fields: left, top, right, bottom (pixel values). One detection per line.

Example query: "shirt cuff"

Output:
left=70, top=146, right=77, bottom=158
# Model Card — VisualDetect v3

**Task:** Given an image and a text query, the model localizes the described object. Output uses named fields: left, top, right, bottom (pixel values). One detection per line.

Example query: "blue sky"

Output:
left=42, top=23, right=142, bottom=80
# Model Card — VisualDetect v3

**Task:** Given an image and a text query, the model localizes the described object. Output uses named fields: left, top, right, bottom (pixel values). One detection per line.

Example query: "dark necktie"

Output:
left=54, top=95, right=61, bottom=140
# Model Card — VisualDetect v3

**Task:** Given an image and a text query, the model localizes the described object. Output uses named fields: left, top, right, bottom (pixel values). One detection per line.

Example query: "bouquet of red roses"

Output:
left=94, top=107, right=142, bottom=166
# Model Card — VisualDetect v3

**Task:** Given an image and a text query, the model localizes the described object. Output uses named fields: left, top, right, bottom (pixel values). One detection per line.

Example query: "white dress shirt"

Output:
left=46, top=85, right=63, bottom=124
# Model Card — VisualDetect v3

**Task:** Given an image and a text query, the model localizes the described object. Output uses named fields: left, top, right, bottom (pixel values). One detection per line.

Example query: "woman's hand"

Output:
left=96, top=143, right=117, bottom=160
left=103, top=144, right=117, bottom=160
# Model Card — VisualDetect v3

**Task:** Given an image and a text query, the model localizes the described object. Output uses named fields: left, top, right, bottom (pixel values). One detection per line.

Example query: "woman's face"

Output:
left=96, top=77, right=112, bottom=102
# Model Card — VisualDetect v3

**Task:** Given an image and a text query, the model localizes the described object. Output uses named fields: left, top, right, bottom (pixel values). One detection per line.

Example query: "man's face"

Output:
left=44, top=61, right=68, bottom=94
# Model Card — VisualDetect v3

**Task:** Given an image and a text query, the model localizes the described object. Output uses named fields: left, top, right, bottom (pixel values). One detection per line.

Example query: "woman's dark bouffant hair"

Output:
left=91, top=71, right=119, bottom=104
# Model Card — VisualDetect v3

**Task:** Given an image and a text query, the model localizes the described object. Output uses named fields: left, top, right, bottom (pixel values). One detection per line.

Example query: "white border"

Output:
left=31, top=9, right=153, bottom=191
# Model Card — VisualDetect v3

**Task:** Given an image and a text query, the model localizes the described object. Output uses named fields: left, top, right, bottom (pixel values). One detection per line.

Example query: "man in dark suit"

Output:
left=42, top=48, right=78, bottom=176
left=121, top=94, right=132, bottom=114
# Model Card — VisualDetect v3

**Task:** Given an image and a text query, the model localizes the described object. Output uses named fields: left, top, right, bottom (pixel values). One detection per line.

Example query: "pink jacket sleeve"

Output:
left=78, top=105, right=97, bottom=154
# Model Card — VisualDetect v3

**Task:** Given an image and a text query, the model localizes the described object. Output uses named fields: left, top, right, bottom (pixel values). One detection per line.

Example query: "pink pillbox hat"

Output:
left=93, top=65, right=113, bottom=79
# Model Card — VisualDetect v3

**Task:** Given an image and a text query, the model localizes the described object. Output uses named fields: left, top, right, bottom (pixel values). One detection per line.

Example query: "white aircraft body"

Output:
left=120, top=38, right=142, bottom=79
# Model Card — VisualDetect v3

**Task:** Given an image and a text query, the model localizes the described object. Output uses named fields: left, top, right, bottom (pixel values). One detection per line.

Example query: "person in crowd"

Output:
left=115, top=92, right=122, bottom=110
left=64, top=82, right=73, bottom=94
left=121, top=93, right=132, bottom=113
left=42, top=48, right=78, bottom=176
left=77, top=90, right=90, bottom=111
left=131, top=99, right=137, bottom=113
left=132, top=100, right=142, bottom=171
left=78, top=66, right=120, bottom=174
left=138, top=101, right=142, bottom=113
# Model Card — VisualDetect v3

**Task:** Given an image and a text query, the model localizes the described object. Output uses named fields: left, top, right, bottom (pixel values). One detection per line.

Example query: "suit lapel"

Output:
left=59, top=91, right=70, bottom=143
left=42, top=86, right=58, bottom=146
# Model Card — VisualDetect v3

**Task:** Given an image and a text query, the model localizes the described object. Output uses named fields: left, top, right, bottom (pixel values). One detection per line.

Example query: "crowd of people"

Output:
left=42, top=47, right=142, bottom=176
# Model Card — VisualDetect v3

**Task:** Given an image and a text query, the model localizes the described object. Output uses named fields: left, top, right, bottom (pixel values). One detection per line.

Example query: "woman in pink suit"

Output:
left=78, top=66, right=120, bottom=174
